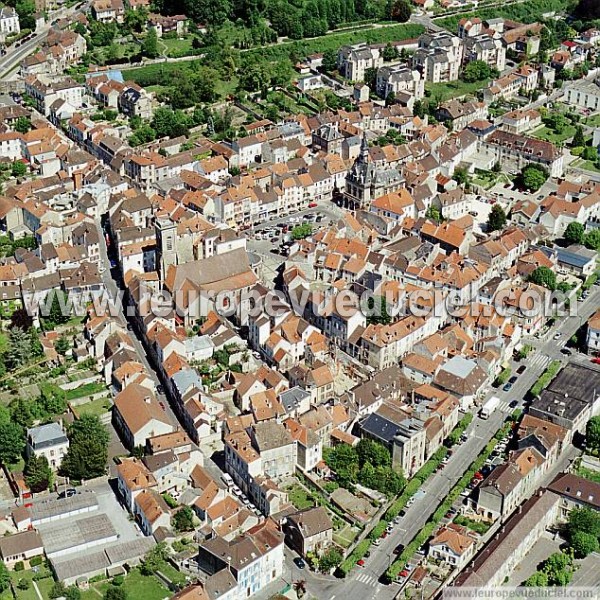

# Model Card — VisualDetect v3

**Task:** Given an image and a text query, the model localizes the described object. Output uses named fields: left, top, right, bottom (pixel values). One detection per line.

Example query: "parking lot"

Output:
left=246, top=207, right=340, bottom=286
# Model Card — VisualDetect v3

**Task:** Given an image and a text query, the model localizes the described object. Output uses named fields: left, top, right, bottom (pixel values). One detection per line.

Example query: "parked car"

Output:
left=393, top=544, right=405, bottom=555
left=58, top=488, right=77, bottom=499
left=294, top=557, right=306, bottom=569
left=509, top=400, right=518, bottom=408
left=516, top=365, right=526, bottom=374
left=308, top=202, right=318, bottom=208
left=502, top=382, right=513, bottom=392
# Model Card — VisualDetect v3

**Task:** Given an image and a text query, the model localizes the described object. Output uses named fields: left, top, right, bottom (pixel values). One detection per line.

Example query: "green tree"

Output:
left=543, top=550, right=571, bottom=573
left=568, top=507, right=600, bottom=539
left=239, top=58, right=271, bottom=94
left=364, top=66, right=377, bottom=89
left=390, top=0, right=411, bottom=22
left=43, top=289, right=71, bottom=328
left=65, top=588, right=81, bottom=600
left=587, top=416, right=600, bottom=454
left=184, top=0, right=231, bottom=25
left=55, top=335, right=70, bottom=356
left=319, top=547, right=343, bottom=572
left=24, top=454, right=52, bottom=493
left=0, top=420, right=24, bottom=465
left=357, top=439, right=391, bottom=468
left=172, top=506, right=195, bottom=532
left=0, top=563, right=8, bottom=594
left=528, top=266, right=557, bottom=291
left=104, top=587, right=127, bottom=600
left=521, top=164, right=548, bottom=191
left=11, top=160, right=26, bottom=178
left=583, top=229, right=600, bottom=250
left=487, top=204, right=507, bottom=232
left=61, top=415, right=110, bottom=480
left=413, top=99, right=425, bottom=118
left=140, top=543, right=168, bottom=575
left=324, top=443, right=358, bottom=484
left=6, top=326, right=33, bottom=370
left=571, top=531, right=599, bottom=558
left=291, top=223, right=313, bottom=239
left=382, top=43, right=398, bottom=62
left=142, top=28, right=160, bottom=59
left=17, top=578, right=30, bottom=591
left=575, top=0, right=600, bottom=19
left=564, top=222, right=585, bottom=245
left=50, top=582, right=66, bottom=599
left=151, top=107, right=189, bottom=139
left=462, top=60, right=492, bottom=83
left=524, top=571, right=548, bottom=586
left=14, top=117, right=31, bottom=134
left=452, top=167, right=470, bottom=186
left=322, top=48, right=338, bottom=73
left=366, top=296, right=392, bottom=325
left=582, top=146, right=598, bottom=162
left=572, top=125, right=585, bottom=148
left=124, top=7, right=147, bottom=33
left=426, top=205, right=442, bottom=223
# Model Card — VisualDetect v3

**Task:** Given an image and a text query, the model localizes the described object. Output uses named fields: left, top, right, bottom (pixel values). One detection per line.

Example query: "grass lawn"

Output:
left=95, top=569, right=169, bottom=600
left=123, top=23, right=424, bottom=91
left=453, top=514, right=491, bottom=535
left=215, top=76, right=239, bottom=99
left=574, top=159, right=600, bottom=173
left=157, top=562, right=187, bottom=586
left=585, top=113, right=600, bottom=127
left=0, top=590, right=13, bottom=600
left=333, top=524, right=360, bottom=548
left=74, top=396, right=112, bottom=418
left=65, top=382, right=107, bottom=401
left=33, top=577, right=55, bottom=600
left=287, top=484, right=316, bottom=510
left=578, top=465, right=600, bottom=484
left=532, top=124, right=576, bottom=144
left=425, top=79, right=488, bottom=102
left=472, top=169, right=500, bottom=190
left=11, top=566, right=54, bottom=600
left=161, top=36, right=195, bottom=57
left=146, top=84, right=168, bottom=95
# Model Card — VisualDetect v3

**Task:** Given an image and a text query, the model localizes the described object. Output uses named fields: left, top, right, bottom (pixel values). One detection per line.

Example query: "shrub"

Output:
left=530, top=360, right=561, bottom=397
left=338, top=539, right=370, bottom=575
left=29, top=556, right=43, bottom=567
left=14, top=561, right=24, bottom=571
left=17, top=578, right=30, bottom=590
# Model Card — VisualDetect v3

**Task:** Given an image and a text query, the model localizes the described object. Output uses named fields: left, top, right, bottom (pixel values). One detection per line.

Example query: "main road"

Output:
left=289, top=286, right=600, bottom=600
left=0, top=2, right=90, bottom=80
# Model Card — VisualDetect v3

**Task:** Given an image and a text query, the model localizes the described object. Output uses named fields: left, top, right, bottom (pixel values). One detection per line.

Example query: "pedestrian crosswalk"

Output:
left=528, top=353, right=550, bottom=371
left=355, top=572, right=378, bottom=586
left=497, top=400, right=512, bottom=412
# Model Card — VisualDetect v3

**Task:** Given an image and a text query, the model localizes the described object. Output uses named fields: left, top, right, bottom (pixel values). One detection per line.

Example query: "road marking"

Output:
left=356, top=573, right=378, bottom=586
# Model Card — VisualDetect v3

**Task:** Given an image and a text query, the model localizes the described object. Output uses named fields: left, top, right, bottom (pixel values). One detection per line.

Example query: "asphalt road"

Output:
left=0, top=2, right=90, bottom=79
